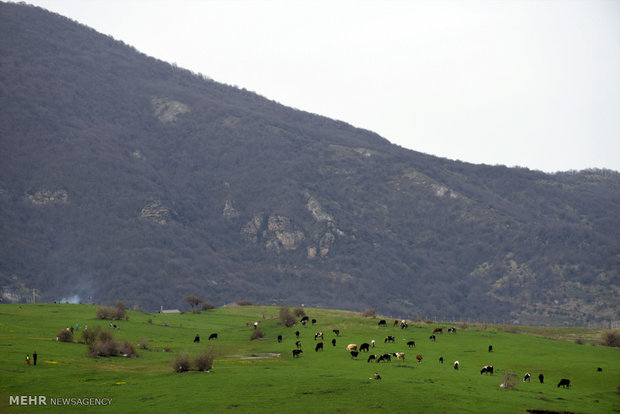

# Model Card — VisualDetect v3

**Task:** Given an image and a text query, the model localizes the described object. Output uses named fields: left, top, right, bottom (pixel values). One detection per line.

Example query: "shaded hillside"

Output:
left=1, top=2, right=619, bottom=325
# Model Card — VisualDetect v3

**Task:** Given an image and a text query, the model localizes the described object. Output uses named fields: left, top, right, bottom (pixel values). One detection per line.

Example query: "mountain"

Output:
left=1, top=2, right=619, bottom=326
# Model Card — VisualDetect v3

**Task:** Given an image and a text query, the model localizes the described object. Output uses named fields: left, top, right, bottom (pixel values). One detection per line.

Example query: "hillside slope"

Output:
left=1, top=2, right=619, bottom=325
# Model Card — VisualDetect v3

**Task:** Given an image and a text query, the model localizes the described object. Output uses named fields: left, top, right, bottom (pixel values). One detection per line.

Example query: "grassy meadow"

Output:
left=0, top=303, right=618, bottom=413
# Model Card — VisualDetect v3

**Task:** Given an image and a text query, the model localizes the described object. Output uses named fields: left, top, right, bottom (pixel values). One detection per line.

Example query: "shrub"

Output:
left=278, top=305, right=296, bottom=327
left=236, top=300, right=252, bottom=306
left=293, top=306, right=306, bottom=317
left=500, top=371, right=518, bottom=389
left=96, top=302, right=126, bottom=320
left=362, top=307, right=376, bottom=318
left=147, top=319, right=153, bottom=324
left=201, top=302, right=215, bottom=311
left=119, top=340, right=136, bottom=357
left=250, top=328, right=265, bottom=341
left=574, top=337, right=586, bottom=345
left=599, top=330, right=620, bottom=347
left=173, top=352, right=191, bottom=373
left=138, top=338, right=149, bottom=349
left=90, top=336, right=119, bottom=357
left=56, top=328, right=73, bottom=342
left=80, top=327, right=97, bottom=345
left=457, top=322, right=469, bottom=330
left=194, top=350, right=215, bottom=371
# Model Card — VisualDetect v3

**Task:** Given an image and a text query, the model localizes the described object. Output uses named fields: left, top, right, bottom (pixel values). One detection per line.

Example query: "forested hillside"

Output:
left=1, top=2, right=619, bottom=325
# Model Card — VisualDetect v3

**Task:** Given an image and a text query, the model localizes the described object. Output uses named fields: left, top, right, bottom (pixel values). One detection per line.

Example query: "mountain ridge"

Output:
left=1, top=2, right=618, bottom=326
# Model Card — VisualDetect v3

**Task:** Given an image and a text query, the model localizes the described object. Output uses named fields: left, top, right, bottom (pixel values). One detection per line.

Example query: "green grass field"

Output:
left=1, top=304, right=618, bottom=413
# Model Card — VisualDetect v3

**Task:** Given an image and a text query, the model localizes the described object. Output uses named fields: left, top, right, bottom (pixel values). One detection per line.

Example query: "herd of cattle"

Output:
left=278, top=317, right=573, bottom=388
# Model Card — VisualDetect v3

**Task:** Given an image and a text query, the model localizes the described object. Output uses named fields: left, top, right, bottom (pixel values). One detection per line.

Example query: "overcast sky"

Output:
left=19, top=0, right=620, bottom=172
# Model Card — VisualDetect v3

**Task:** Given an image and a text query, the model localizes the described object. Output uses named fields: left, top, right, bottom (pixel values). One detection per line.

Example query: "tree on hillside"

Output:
left=185, top=295, right=204, bottom=311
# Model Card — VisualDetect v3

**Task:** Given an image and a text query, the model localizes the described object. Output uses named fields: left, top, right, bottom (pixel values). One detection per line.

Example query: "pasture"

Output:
left=0, top=303, right=618, bottom=413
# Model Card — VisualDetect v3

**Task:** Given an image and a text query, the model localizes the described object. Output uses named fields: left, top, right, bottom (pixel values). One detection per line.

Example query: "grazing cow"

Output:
left=277, top=335, right=283, bottom=343
left=488, top=345, right=493, bottom=352
left=429, top=335, right=436, bottom=341
left=373, top=372, right=382, bottom=380
left=332, top=329, right=340, bottom=336
left=407, top=340, right=416, bottom=348
left=367, top=354, right=378, bottom=362
left=314, top=332, right=324, bottom=340
left=378, top=319, right=387, bottom=327
left=371, top=340, right=376, bottom=348
left=394, top=319, right=399, bottom=327
left=454, top=361, right=459, bottom=370
left=253, top=322, right=258, bottom=329
left=557, top=379, right=570, bottom=388
left=350, top=351, right=359, bottom=359
left=208, top=333, right=218, bottom=340
left=193, top=334, right=200, bottom=343
left=393, top=352, right=405, bottom=361
left=300, top=316, right=309, bottom=323
left=315, top=342, right=324, bottom=352
left=292, top=349, right=303, bottom=358
left=539, top=374, right=544, bottom=384
left=523, top=373, right=531, bottom=382
left=296, top=340, right=302, bottom=349
left=346, top=344, right=358, bottom=352
left=377, top=353, right=392, bottom=363
left=433, top=327, right=443, bottom=334
left=332, top=338, right=337, bottom=347
left=448, top=327, right=456, bottom=333
left=400, top=320, right=408, bottom=329
left=597, top=367, right=603, bottom=372
left=385, top=335, right=395, bottom=343
left=295, top=331, right=300, bottom=338
left=360, top=343, right=370, bottom=352
left=416, top=354, right=423, bottom=364
left=480, top=365, right=494, bottom=375
left=439, top=356, right=444, bottom=364
left=312, top=319, right=317, bottom=325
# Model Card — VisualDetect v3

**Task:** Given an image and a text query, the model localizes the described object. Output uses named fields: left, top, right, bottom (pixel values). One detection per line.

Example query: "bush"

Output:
left=119, top=340, right=136, bottom=356
left=362, top=308, right=376, bottom=318
left=96, top=303, right=126, bottom=320
left=250, top=328, right=265, bottom=341
left=194, top=350, right=215, bottom=371
left=201, top=302, right=215, bottom=311
left=236, top=300, right=252, bottom=306
left=599, top=330, right=620, bottom=347
left=80, top=327, right=97, bottom=345
left=56, top=328, right=73, bottom=342
left=86, top=326, right=136, bottom=357
left=278, top=305, right=296, bottom=327
left=138, top=338, right=149, bottom=349
left=293, top=306, right=306, bottom=317
left=457, top=322, right=469, bottom=330
left=574, top=337, right=586, bottom=345
left=173, top=352, right=191, bottom=373
left=500, top=371, right=518, bottom=389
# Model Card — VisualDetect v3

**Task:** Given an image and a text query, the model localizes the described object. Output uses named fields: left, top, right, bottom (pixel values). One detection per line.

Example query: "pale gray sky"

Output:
left=18, top=0, right=620, bottom=172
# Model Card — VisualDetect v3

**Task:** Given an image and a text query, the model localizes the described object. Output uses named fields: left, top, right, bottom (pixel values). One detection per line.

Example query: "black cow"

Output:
left=315, top=342, right=324, bottom=352
left=300, top=316, right=309, bottom=323
left=523, top=373, right=531, bottom=382
left=193, top=334, right=200, bottom=343
left=557, top=379, right=570, bottom=388
left=350, top=351, right=359, bottom=359
left=480, top=365, right=494, bottom=375
left=439, top=356, right=444, bottom=364
left=295, top=331, right=300, bottom=338
left=367, top=354, right=378, bottom=362
left=385, top=336, right=395, bottom=343
left=295, top=340, right=302, bottom=349
left=429, top=335, right=436, bottom=341
left=277, top=335, right=283, bottom=343
left=488, top=345, right=493, bottom=352
left=407, top=340, right=416, bottom=348
left=332, top=338, right=337, bottom=347
left=332, top=329, right=340, bottom=336
left=292, top=349, right=303, bottom=358
left=208, top=333, right=218, bottom=340
left=378, top=319, right=387, bottom=326
left=377, top=353, right=392, bottom=363
left=539, top=374, right=544, bottom=384
left=360, top=343, right=370, bottom=352
left=311, top=319, right=317, bottom=325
